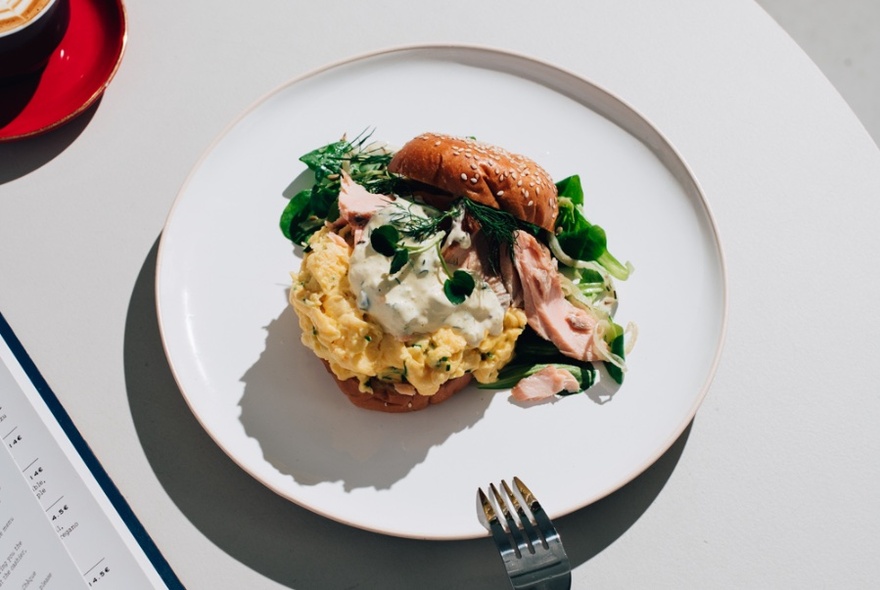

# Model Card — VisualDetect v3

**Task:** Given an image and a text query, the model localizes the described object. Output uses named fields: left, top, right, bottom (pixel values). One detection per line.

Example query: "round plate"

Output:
left=156, top=45, right=727, bottom=540
left=0, top=0, right=126, bottom=141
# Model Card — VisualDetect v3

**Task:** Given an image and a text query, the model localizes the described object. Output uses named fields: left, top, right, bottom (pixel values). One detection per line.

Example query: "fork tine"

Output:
left=478, top=487, right=515, bottom=558
left=501, top=479, right=541, bottom=552
left=513, top=476, right=561, bottom=546
left=478, top=478, right=572, bottom=590
left=490, top=482, right=530, bottom=558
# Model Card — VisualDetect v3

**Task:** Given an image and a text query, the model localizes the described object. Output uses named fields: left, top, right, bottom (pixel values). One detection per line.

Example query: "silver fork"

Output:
left=477, top=477, right=572, bottom=590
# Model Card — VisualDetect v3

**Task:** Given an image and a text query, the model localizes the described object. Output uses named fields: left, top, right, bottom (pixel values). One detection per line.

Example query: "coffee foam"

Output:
left=0, top=0, right=54, bottom=35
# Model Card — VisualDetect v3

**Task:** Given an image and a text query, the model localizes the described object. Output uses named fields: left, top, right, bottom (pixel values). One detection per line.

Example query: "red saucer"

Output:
left=0, top=0, right=127, bottom=141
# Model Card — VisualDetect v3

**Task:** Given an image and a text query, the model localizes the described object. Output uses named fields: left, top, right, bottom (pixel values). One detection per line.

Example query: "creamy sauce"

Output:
left=348, top=202, right=505, bottom=346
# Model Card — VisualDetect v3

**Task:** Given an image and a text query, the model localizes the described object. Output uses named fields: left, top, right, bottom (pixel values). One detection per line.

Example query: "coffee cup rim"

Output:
left=0, top=0, right=59, bottom=39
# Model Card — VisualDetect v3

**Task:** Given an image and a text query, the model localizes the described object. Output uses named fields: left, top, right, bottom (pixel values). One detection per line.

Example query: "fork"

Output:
left=477, top=477, right=572, bottom=590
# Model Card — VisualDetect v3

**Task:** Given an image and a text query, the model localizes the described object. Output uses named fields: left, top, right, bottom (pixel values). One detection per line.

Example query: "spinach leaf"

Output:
left=554, top=175, right=630, bottom=280
left=280, top=189, right=324, bottom=244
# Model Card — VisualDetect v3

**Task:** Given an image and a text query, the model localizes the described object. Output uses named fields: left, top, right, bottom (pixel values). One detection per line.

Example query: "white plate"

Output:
left=156, top=45, right=727, bottom=540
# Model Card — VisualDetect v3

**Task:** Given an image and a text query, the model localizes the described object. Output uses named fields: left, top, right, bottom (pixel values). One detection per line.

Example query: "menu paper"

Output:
left=0, top=314, right=183, bottom=590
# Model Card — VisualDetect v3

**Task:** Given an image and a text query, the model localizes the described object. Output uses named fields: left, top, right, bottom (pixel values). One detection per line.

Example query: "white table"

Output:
left=2, top=1, right=878, bottom=588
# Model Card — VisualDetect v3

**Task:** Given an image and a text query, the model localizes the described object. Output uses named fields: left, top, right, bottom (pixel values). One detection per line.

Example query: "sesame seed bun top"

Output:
left=388, top=133, right=559, bottom=231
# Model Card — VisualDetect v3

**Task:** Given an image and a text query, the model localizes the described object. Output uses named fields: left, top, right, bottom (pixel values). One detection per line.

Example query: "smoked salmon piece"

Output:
left=511, top=365, right=580, bottom=401
left=509, top=231, right=601, bottom=362
left=337, top=172, right=393, bottom=227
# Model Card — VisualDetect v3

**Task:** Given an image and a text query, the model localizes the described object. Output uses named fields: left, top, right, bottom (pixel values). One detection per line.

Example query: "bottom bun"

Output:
left=322, top=361, right=473, bottom=412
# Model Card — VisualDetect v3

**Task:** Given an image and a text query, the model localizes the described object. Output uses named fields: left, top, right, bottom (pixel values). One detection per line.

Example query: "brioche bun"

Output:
left=388, top=133, right=559, bottom=231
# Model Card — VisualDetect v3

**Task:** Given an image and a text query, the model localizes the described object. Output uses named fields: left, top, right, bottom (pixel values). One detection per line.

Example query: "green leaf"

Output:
left=370, top=225, right=400, bottom=257
left=512, top=326, right=566, bottom=360
left=389, top=249, right=409, bottom=274
left=299, top=140, right=349, bottom=180
left=577, top=268, right=606, bottom=284
left=279, top=189, right=325, bottom=246
left=443, top=270, right=475, bottom=305
left=555, top=175, right=584, bottom=206
left=279, top=189, right=311, bottom=241
left=555, top=198, right=606, bottom=261
left=552, top=175, right=632, bottom=280
left=604, top=323, right=626, bottom=384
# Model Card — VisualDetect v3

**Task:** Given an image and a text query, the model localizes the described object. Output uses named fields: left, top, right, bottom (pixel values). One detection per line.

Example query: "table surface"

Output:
left=2, top=1, right=879, bottom=588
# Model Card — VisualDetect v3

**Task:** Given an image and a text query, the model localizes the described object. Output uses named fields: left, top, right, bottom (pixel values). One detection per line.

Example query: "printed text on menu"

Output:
left=0, top=337, right=171, bottom=590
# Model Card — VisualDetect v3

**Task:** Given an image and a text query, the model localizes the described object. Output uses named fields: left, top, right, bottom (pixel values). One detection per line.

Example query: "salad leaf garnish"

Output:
left=279, top=189, right=324, bottom=244
left=280, top=130, right=396, bottom=246
left=554, top=175, right=631, bottom=280
left=478, top=326, right=596, bottom=393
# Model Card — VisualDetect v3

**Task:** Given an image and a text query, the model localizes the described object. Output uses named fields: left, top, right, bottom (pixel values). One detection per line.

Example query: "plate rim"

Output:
left=155, top=42, right=730, bottom=540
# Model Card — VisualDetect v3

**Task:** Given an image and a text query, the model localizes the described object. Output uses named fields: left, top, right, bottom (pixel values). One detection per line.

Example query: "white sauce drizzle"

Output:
left=348, top=202, right=504, bottom=346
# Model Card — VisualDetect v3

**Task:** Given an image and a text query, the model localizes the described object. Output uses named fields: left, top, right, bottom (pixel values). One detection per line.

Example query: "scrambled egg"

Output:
left=290, top=227, right=526, bottom=396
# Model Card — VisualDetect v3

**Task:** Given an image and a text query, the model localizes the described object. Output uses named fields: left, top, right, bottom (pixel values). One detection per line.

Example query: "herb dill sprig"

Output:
left=385, top=200, right=457, bottom=243
left=383, top=197, right=537, bottom=271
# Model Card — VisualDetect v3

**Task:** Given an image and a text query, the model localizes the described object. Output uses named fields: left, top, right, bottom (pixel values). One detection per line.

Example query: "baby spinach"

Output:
left=554, top=175, right=630, bottom=280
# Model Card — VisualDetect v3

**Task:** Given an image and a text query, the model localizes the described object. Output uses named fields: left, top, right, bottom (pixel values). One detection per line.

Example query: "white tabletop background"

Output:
left=1, top=1, right=879, bottom=588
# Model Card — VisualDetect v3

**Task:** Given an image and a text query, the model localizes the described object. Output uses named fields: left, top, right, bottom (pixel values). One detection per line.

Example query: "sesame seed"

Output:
left=470, top=177, right=478, bottom=184
left=434, top=140, right=441, bottom=146
left=528, top=200, right=533, bottom=206
left=496, top=190, right=504, bottom=196
left=517, top=180, right=523, bottom=187
left=460, top=173, right=468, bottom=181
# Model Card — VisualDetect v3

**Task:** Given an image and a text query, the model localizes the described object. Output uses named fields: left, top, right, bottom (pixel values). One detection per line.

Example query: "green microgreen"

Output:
left=368, top=221, right=476, bottom=304
left=369, top=224, right=400, bottom=257
left=443, top=270, right=476, bottom=305
left=389, top=249, right=409, bottom=275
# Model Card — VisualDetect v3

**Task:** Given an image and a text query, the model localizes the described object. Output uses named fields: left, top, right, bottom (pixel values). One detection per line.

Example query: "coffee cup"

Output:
left=0, top=0, right=70, bottom=81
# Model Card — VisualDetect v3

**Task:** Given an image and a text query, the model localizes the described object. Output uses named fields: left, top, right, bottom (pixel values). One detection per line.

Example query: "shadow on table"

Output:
left=238, top=303, right=494, bottom=492
left=125, top=236, right=692, bottom=590
left=0, top=98, right=99, bottom=184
